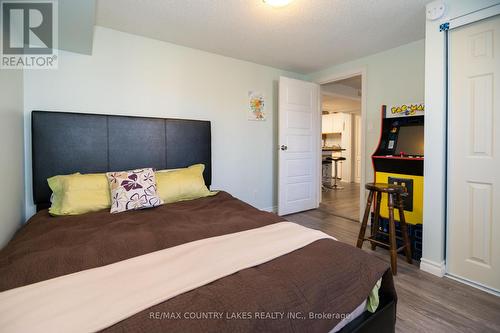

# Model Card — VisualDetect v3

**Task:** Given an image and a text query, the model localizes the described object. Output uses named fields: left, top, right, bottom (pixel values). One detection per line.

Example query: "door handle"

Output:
left=280, top=145, right=288, bottom=151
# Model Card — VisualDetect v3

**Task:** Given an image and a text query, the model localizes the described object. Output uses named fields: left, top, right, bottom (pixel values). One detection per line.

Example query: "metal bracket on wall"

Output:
left=439, top=22, right=450, bottom=32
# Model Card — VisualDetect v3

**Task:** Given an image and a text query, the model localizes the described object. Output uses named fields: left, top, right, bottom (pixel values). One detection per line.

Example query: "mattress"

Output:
left=330, top=300, right=367, bottom=332
left=0, top=191, right=395, bottom=332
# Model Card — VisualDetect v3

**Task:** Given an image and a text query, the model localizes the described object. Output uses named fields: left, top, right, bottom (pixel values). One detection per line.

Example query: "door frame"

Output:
left=314, top=68, right=367, bottom=221
left=445, top=11, right=500, bottom=296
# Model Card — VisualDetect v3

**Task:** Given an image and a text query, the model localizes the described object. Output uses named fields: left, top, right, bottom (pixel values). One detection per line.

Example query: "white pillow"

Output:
left=106, top=168, right=163, bottom=213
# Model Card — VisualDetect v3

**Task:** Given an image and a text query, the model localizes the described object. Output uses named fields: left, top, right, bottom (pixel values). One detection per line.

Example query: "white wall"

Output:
left=421, top=0, right=500, bottom=277
left=0, top=70, right=25, bottom=248
left=308, top=40, right=425, bottom=187
left=23, top=26, right=303, bottom=218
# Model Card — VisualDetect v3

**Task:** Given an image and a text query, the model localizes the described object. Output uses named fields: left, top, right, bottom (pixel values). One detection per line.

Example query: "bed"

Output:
left=0, top=111, right=397, bottom=332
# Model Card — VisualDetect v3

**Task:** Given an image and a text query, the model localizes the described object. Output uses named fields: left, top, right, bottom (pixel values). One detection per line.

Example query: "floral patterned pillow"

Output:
left=106, top=168, right=163, bottom=213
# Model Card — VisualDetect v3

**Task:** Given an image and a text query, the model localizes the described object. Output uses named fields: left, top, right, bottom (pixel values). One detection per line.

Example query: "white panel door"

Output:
left=448, top=15, right=500, bottom=291
left=278, top=76, right=320, bottom=216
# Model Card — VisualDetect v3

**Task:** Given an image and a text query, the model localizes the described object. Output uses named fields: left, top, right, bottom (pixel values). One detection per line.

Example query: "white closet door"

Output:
left=447, top=15, right=500, bottom=291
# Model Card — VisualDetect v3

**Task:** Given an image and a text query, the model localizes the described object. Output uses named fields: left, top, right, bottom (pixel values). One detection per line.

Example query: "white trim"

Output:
left=322, top=106, right=361, bottom=114
left=445, top=274, right=500, bottom=297
left=315, top=68, right=367, bottom=222
left=314, top=80, right=322, bottom=211
left=316, top=81, right=322, bottom=210
left=419, top=258, right=446, bottom=277
left=262, top=206, right=278, bottom=213
left=447, top=4, right=500, bottom=30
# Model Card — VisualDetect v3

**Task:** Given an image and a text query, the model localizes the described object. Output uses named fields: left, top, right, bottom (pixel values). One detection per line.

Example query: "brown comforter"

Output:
left=0, top=192, right=395, bottom=332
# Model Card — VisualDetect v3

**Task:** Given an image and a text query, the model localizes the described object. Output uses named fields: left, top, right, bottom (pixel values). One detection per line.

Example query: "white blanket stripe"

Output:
left=0, top=222, right=334, bottom=333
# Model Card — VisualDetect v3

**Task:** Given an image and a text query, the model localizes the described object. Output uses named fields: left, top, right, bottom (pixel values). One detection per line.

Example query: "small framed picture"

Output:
left=248, top=91, right=266, bottom=121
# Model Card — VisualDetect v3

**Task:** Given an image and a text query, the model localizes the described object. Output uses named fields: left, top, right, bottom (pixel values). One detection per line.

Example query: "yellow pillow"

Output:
left=47, top=173, right=79, bottom=215
left=47, top=173, right=111, bottom=216
left=155, top=164, right=217, bottom=204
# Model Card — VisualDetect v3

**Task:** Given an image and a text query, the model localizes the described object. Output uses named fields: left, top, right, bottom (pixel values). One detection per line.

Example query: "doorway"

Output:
left=319, top=73, right=365, bottom=222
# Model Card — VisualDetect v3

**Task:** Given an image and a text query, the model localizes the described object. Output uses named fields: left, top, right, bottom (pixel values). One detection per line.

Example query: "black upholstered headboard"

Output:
left=32, top=111, right=211, bottom=211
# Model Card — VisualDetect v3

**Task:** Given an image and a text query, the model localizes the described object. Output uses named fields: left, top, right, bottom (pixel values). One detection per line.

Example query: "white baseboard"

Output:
left=419, top=258, right=446, bottom=277
left=262, top=206, right=277, bottom=213
left=445, top=274, right=500, bottom=297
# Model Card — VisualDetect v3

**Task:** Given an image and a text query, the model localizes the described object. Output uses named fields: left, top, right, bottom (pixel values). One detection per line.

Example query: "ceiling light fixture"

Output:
left=263, top=0, right=294, bottom=8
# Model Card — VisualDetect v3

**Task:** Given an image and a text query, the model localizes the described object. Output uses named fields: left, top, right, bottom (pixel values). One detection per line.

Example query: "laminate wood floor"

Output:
left=285, top=202, right=500, bottom=333
left=321, top=182, right=361, bottom=222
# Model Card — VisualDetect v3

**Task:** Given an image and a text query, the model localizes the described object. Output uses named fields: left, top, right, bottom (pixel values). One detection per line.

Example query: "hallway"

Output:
left=321, top=182, right=360, bottom=222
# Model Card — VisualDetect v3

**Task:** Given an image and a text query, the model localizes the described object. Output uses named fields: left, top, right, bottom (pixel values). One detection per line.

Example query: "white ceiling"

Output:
left=96, top=0, right=428, bottom=74
left=322, top=77, right=361, bottom=99
left=330, top=76, right=362, bottom=90
left=322, top=75, right=361, bottom=113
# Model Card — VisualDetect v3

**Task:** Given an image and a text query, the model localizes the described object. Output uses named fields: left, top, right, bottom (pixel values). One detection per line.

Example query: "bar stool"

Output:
left=327, top=156, right=346, bottom=190
left=321, top=159, right=332, bottom=190
left=356, top=183, right=412, bottom=275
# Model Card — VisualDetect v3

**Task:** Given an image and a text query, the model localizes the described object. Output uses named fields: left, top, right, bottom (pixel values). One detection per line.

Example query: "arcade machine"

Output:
left=372, top=103, right=424, bottom=260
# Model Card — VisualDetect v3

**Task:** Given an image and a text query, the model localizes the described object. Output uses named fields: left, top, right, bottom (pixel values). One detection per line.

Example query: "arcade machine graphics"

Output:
left=372, top=103, right=424, bottom=260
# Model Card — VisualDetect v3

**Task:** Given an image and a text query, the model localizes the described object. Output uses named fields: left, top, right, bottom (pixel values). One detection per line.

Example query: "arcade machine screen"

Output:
left=395, top=125, right=424, bottom=156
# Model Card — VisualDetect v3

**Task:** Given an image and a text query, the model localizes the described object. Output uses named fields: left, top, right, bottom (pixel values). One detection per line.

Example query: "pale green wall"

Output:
left=0, top=0, right=95, bottom=247
left=23, top=26, right=304, bottom=218
left=22, top=30, right=425, bottom=220
left=0, top=69, right=25, bottom=248
left=307, top=39, right=425, bottom=186
left=58, top=0, right=96, bottom=55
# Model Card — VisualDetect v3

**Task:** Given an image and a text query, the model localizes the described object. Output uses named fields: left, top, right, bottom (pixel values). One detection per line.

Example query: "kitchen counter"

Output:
left=322, top=147, right=346, bottom=152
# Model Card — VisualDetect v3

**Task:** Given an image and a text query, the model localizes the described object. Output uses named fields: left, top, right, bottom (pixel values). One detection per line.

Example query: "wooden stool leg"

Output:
left=357, top=190, right=374, bottom=249
left=397, top=194, right=413, bottom=264
left=371, top=191, right=382, bottom=251
left=387, top=193, right=398, bottom=275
